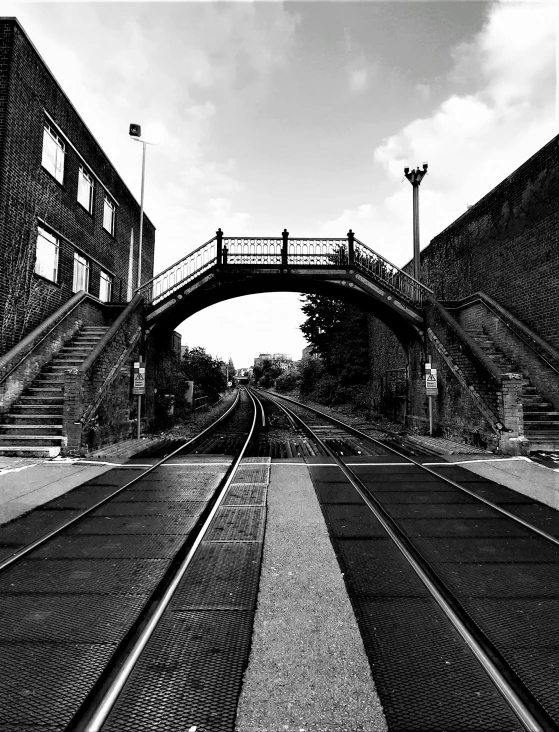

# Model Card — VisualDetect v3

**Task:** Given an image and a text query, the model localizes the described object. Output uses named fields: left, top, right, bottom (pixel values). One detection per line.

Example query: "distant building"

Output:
left=253, top=352, right=293, bottom=371
left=301, top=345, right=320, bottom=361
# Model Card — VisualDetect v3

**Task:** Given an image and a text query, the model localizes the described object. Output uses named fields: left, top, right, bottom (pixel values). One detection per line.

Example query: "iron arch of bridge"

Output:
left=140, top=230, right=433, bottom=344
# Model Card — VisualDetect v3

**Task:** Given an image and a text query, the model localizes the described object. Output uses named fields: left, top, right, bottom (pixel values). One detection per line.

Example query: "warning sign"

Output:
left=132, top=362, right=146, bottom=395
left=425, top=367, right=437, bottom=395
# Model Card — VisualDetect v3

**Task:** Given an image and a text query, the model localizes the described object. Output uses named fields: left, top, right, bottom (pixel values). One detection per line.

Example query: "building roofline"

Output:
left=1, top=16, right=156, bottom=231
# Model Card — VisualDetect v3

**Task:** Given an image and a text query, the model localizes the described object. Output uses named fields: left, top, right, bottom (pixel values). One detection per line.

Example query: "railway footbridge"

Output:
left=139, top=228, right=430, bottom=342
left=1, top=229, right=558, bottom=458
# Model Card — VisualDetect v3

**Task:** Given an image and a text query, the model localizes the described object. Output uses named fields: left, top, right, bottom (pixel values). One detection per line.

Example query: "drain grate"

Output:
left=101, top=610, right=256, bottom=732
left=222, top=484, right=267, bottom=506
left=0, top=558, right=171, bottom=595
left=90, top=501, right=206, bottom=517
left=33, top=534, right=189, bottom=560
left=233, top=465, right=270, bottom=484
left=372, top=490, right=482, bottom=505
left=205, top=507, right=265, bottom=542
left=505, top=646, right=559, bottom=721
left=0, top=642, right=117, bottom=731
left=66, top=515, right=199, bottom=536
left=413, top=536, right=559, bottom=563
left=399, top=517, right=532, bottom=538
left=321, top=504, right=388, bottom=538
left=170, top=542, right=263, bottom=610
left=313, top=482, right=363, bottom=504
left=112, top=486, right=217, bottom=502
left=0, top=510, right=82, bottom=544
left=0, top=594, right=147, bottom=643
left=388, top=503, right=495, bottom=519
left=335, top=538, right=429, bottom=597
left=431, top=562, right=559, bottom=598
left=353, top=597, right=522, bottom=731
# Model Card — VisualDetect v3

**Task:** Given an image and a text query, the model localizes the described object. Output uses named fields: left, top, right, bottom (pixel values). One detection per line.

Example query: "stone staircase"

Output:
left=466, top=328, right=559, bottom=451
left=0, top=326, right=108, bottom=457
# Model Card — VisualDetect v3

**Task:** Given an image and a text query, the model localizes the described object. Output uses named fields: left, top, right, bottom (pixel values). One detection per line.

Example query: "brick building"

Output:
left=0, top=18, right=156, bottom=354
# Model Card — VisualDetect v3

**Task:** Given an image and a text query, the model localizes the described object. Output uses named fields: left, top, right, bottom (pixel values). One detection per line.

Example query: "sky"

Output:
left=3, top=0, right=557, bottom=370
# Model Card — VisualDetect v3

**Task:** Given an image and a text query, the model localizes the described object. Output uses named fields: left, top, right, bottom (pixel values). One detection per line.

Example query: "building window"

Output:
left=103, top=197, right=115, bottom=235
left=73, top=252, right=90, bottom=293
left=99, top=271, right=112, bottom=303
left=77, top=167, right=94, bottom=213
left=42, top=123, right=65, bottom=184
left=35, top=226, right=59, bottom=282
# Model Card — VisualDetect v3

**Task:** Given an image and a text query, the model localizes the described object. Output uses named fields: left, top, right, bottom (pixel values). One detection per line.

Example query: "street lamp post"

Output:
left=129, top=124, right=156, bottom=439
left=404, top=162, right=428, bottom=283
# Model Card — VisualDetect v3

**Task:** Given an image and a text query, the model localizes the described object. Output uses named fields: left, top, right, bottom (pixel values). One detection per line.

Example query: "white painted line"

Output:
left=0, top=463, right=40, bottom=476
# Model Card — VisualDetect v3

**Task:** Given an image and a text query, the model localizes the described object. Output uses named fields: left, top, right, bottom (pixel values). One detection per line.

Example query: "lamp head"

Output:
left=422, top=162, right=428, bottom=171
left=129, top=123, right=142, bottom=138
left=404, top=166, right=410, bottom=175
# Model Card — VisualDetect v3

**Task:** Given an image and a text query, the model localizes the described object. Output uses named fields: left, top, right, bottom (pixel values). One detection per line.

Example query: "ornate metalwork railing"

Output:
left=288, top=238, right=348, bottom=265
left=141, top=235, right=217, bottom=305
left=353, top=237, right=428, bottom=304
left=223, top=237, right=282, bottom=265
left=138, top=228, right=433, bottom=307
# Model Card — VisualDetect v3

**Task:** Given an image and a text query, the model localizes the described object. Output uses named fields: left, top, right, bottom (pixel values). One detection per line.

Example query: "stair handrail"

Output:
left=78, top=293, right=144, bottom=375
left=0, top=290, right=89, bottom=387
left=353, top=237, right=434, bottom=296
left=427, top=295, right=503, bottom=382
left=135, top=235, right=217, bottom=295
left=451, top=292, right=559, bottom=377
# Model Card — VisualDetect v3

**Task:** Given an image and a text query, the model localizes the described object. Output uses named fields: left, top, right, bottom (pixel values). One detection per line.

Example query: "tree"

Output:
left=181, top=346, right=227, bottom=404
left=299, top=294, right=371, bottom=405
left=252, top=358, right=282, bottom=388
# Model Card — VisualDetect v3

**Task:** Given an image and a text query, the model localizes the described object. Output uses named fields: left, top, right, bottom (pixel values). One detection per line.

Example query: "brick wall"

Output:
left=410, top=135, right=559, bottom=350
left=0, top=19, right=156, bottom=353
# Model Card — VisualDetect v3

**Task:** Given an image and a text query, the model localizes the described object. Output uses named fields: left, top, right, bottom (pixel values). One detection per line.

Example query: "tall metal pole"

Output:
left=404, top=163, right=428, bottom=284
left=137, top=141, right=146, bottom=289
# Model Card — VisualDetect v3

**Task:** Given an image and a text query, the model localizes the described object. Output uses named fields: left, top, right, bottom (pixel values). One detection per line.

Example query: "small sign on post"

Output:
left=425, top=364, right=437, bottom=436
left=132, top=361, right=146, bottom=395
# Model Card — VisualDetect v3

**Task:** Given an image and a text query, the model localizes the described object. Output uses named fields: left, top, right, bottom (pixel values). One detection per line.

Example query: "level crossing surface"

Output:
left=0, top=390, right=557, bottom=731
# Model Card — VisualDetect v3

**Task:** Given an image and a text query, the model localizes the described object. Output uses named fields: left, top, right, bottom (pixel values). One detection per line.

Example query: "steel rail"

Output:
left=264, top=392, right=556, bottom=732
left=0, top=390, right=242, bottom=572
left=81, top=387, right=262, bottom=732
left=262, top=390, right=559, bottom=549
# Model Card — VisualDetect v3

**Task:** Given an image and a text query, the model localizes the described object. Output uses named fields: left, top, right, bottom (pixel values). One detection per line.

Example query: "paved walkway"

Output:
left=236, top=461, right=387, bottom=732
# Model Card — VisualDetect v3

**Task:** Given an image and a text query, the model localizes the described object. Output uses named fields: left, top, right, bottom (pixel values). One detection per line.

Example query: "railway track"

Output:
left=0, top=388, right=269, bottom=731
left=258, top=388, right=559, bottom=732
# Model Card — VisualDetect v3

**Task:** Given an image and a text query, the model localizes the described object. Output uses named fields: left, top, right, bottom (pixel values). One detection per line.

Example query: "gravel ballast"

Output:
left=235, top=461, right=387, bottom=732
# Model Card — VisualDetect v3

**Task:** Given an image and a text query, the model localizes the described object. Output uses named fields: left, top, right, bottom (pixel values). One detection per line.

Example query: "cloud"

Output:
left=321, top=0, right=556, bottom=268
left=349, top=68, right=369, bottom=94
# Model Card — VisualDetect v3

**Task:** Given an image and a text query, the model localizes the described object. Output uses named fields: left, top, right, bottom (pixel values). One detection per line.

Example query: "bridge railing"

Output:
left=139, top=229, right=433, bottom=308
left=139, top=235, right=217, bottom=305
left=353, top=237, right=431, bottom=305
left=223, top=237, right=282, bottom=264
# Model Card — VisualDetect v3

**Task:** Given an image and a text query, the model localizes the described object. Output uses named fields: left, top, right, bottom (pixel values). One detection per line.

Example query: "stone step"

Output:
left=0, top=424, right=63, bottom=436
left=523, top=412, right=559, bottom=421
left=19, top=396, right=64, bottom=405
left=11, top=404, right=63, bottom=414
left=0, top=445, right=61, bottom=457
left=525, top=421, right=559, bottom=430
left=46, top=358, right=82, bottom=365
left=4, top=414, right=63, bottom=425
left=522, top=402, right=554, bottom=410
left=0, top=435, right=65, bottom=446
left=527, top=434, right=559, bottom=446
left=25, top=387, right=64, bottom=395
